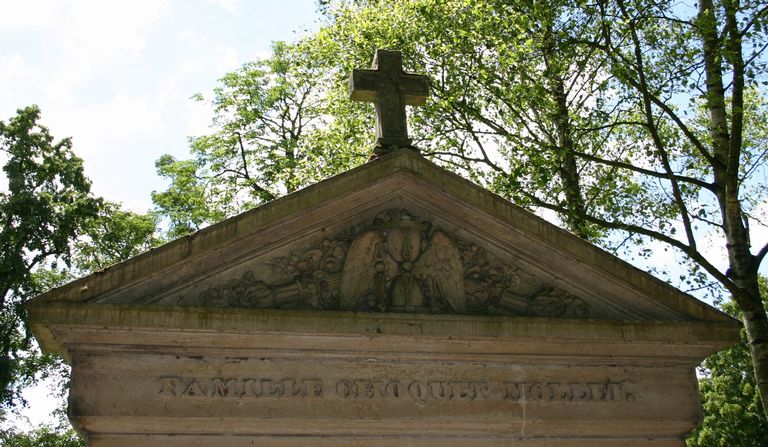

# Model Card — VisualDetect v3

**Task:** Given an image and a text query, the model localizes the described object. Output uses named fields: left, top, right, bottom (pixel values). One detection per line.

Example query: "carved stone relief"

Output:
left=194, top=209, right=589, bottom=318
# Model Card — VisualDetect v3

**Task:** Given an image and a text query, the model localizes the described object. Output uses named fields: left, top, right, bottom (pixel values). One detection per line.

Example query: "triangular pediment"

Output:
left=30, top=149, right=731, bottom=324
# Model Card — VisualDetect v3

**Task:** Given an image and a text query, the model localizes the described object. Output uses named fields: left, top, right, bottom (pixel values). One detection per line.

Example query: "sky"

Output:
left=0, top=0, right=320, bottom=212
left=1, top=0, right=320, bottom=429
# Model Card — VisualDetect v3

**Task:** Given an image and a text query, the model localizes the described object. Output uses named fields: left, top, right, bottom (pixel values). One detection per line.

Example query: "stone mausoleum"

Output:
left=29, top=50, right=739, bottom=446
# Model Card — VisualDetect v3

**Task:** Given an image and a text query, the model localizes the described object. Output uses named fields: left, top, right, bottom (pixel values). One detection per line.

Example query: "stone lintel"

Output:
left=87, top=434, right=686, bottom=447
left=30, top=303, right=739, bottom=362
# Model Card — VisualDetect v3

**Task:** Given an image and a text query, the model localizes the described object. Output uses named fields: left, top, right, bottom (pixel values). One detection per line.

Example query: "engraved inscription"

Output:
left=159, top=376, right=634, bottom=403
left=159, top=377, right=323, bottom=399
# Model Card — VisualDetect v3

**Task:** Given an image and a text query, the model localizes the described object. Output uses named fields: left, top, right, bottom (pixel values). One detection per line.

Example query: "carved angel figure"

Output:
left=340, top=212, right=465, bottom=313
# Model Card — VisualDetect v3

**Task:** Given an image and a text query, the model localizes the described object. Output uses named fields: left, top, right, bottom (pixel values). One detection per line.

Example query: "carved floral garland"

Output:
left=196, top=209, right=589, bottom=318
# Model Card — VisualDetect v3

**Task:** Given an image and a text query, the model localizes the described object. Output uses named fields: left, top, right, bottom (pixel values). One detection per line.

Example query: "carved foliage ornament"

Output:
left=197, top=210, right=589, bottom=318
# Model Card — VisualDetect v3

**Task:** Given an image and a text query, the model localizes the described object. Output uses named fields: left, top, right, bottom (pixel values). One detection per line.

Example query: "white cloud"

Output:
left=57, top=0, right=170, bottom=62
left=0, top=53, right=41, bottom=116
left=207, top=0, right=238, bottom=14
left=157, top=74, right=181, bottom=106
left=179, top=29, right=198, bottom=41
left=0, top=1, right=60, bottom=30
left=185, top=100, right=214, bottom=137
left=1, top=1, right=173, bottom=136
left=12, top=0, right=171, bottom=117
left=214, top=46, right=241, bottom=73
left=50, top=94, right=164, bottom=158
left=43, top=62, right=93, bottom=112
left=179, top=59, right=205, bottom=74
left=0, top=53, right=40, bottom=84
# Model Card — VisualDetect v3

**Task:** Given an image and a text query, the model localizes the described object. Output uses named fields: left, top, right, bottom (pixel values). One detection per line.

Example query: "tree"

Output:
left=0, top=106, right=101, bottom=408
left=0, top=426, right=84, bottom=447
left=153, top=40, right=372, bottom=238
left=151, top=155, right=226, bottom=239
left=0, top=106, right=158, bottom=446
left=687, top=277, right=768, bottom=446
left=311, top=0, right=768, bottom=416
left=312, top=0, right=645, bottom=241
left=569, top=0, right=768, bottom=416
left=71, top=201, right=161, bottom=273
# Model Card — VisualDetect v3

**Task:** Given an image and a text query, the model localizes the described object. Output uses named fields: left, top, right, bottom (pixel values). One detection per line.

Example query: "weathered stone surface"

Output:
left=28, top=149, right=739, bottom=446
left=88, top=436, right=687, bottom=447
left=70, top=350, right=691, bottom=437
left=350, top=49, right=428, bottom=154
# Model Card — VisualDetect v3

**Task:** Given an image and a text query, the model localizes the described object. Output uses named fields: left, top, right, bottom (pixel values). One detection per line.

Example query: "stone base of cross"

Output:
left=368, top=140, right=422, bottom=160
left=349, top=49, right=429, bottom=159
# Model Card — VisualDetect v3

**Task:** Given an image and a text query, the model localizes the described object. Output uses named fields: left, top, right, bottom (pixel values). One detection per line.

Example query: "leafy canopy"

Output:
left=152, top=41, right=372, bottom=238
left=0, top=106, right=101, bottom=408
left=687, top=277, right=768, bottom=446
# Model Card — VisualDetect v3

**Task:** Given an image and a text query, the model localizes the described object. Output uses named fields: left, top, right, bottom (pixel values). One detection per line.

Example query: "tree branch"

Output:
left=755, top=241, right=768, bottom=272
left=518, top=188, right=734, bottom=290
left=574, top=149, right=716, bottom=191
left=233, top=132, right=275, bottom=201
left=571, top=34, right=716, bottom=164
left=740, top=5, right=768, bottom=37
left=617, top=0, right=698, bottom=250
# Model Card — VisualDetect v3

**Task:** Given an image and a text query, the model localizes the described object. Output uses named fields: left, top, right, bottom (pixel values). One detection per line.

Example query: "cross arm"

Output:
left=349, top=69, right=380, bottom=102
left=349, top=70, right=429, bottom=105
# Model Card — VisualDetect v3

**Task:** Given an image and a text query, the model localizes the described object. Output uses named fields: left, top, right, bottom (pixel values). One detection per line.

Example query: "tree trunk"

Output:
left=542, top=25, right=590, bottom=240
left=699, top=0, right=768, bottom=417
left=551, top=73, right=588, bottom=239
left=733, top=281, right=768, bottom=416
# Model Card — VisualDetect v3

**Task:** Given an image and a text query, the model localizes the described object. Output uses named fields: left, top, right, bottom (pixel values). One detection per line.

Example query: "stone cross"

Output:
left=349, top=49, right=429, bottom=155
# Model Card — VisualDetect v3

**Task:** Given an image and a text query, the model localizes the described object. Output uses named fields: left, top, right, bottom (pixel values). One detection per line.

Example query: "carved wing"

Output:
left=414, top=231, right=465, bottom=313
left=340, top=230, right=386, bottom=310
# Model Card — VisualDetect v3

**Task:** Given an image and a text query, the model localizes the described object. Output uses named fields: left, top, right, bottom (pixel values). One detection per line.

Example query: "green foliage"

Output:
left=313, top=0, right=646, bottom=241
left=152, top=41, right=371, bottom=238
left=151, top=154, right=222, bottom=239
left=72, top=202, right=161, bottom=273
left=0, top=106, right=101, bottom=408
left=0, top=426, right=85, bottom=447
left=0, top=106, right=160, bottom=420
left=313, top=0, right=768, bottom=275
left=687, top=277, right=768, bottom=446
left=0, top=105, right=102, bottom=298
